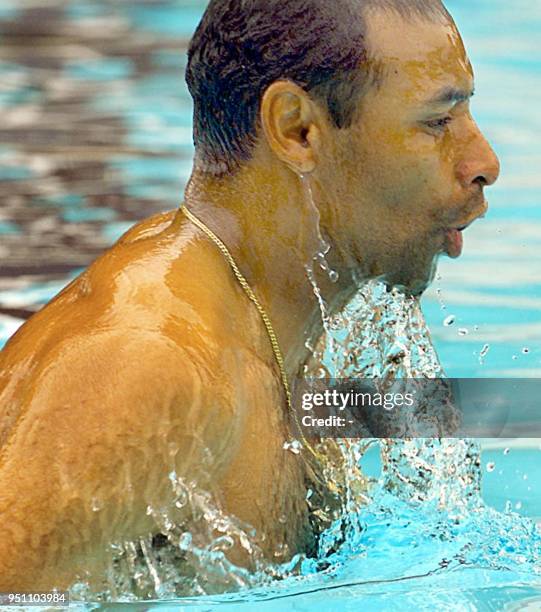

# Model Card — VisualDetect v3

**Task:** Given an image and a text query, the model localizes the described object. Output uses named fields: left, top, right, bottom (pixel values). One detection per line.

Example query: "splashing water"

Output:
left=302, top=280, right=541, bottom=589
left=69, top=284, right=541, bottom=601
left=71, top=477, right=272, bottom=600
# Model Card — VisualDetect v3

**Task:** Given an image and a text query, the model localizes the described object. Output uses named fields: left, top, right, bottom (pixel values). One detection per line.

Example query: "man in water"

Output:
left=0, top=0, right=499, bottom=590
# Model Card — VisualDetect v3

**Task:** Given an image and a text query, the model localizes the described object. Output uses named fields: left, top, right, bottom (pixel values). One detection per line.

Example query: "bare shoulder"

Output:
left=116, top=209, right=178, bottom=244
left=0, top=327, right=204, bottom=470
left=0, top=319, right=224, bottom=458
left=1, top=205, right=247, bottom=430
left=0, top=327, right=220, bottom=590
left=0, top=206, right=237, bottom=361
left=0, top=210, right=253, bottom=589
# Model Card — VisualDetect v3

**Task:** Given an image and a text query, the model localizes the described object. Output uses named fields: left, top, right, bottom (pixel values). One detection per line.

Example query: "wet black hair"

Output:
left=186, top=0, right=450, bottom=176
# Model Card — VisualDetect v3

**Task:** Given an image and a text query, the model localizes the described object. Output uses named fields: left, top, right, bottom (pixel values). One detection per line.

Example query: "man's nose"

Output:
left=456, top=125, right=500, bottom=189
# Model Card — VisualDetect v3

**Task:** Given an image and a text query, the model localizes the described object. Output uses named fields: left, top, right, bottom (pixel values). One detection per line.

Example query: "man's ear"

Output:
left=260, top=80, right=324, bottom=175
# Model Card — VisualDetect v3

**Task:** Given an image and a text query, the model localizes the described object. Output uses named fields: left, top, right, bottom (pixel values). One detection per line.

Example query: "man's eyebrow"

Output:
left=425, top=86, right=475, bottom=106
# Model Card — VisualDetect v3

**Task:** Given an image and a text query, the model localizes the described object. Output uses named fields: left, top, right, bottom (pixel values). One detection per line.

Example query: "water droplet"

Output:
left=174, top=490, right=188, bottom=509
left=523, top=474, right=528, bottom=480
left=486, top=462, right=495, bottom=472
left=283, top=439, right=302, bottom=455
left=474, top=325, right=479, bottom=332
left=480, top=344, right=490, bottom=360
left=211, top=535, right=235, bottom=552
left=522, top=347, right=530, bottom=355
left=329, top=270, right=339, bottom=283
left=458, top=328, right=469, bottom=336
left=178, top=532, right=192, bottom=551
left=443, top=315, right=456, bottom=327
left=304, top=339, right=314, bottom=352
left=91, top=497, right=102, bottom=512
left=512, top=355, right=518, bottom=361
left=515, top=501, right=523, bottom=510
left=503, top=448, right=510, bottom=455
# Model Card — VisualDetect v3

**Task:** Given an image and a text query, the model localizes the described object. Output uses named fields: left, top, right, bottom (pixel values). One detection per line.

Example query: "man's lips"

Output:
left=444, top=228, right=463, bottom=259
left=443, top=200, right=488, bottom=259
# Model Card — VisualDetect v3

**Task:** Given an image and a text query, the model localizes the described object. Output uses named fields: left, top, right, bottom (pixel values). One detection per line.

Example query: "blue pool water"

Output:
left=0, top=0, right=540, bottom=608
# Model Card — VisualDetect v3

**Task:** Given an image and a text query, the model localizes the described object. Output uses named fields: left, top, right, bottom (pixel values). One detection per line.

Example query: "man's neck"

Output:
left=180, top=155, right=356, bottom=380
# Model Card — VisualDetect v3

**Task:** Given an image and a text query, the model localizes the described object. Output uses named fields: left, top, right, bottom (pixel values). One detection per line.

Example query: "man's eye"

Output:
left=424, top=117, right=452, bottom=131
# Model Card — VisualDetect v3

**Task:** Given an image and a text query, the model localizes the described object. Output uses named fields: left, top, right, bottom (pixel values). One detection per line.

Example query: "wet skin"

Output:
left=0, top=10, right=499, bottom=589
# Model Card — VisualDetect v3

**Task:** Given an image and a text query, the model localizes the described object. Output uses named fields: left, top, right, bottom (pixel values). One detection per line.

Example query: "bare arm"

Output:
left=0, top=330, right=218, bottom=590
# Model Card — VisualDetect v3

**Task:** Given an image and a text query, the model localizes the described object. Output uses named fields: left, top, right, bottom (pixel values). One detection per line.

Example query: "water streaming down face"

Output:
left=299, top=174, right=339, bottom=328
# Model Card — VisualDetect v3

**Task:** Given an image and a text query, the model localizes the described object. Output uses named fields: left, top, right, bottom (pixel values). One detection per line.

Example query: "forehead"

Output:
left=364, top=9, right=473, bottom=103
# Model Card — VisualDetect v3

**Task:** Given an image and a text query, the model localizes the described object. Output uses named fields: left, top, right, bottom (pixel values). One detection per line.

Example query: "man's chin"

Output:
left=382, top=255, right=440, bottom=298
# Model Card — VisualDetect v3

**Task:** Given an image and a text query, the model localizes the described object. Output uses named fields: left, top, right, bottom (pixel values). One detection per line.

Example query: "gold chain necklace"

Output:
left=181, top=205, right=323, bottom=462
